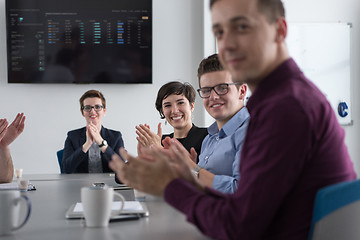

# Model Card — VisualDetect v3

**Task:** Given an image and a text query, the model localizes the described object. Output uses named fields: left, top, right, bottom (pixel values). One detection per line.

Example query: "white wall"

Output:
left=0, top=0, right=205, bottom=173
left=283, top=0, right=360, bottom=174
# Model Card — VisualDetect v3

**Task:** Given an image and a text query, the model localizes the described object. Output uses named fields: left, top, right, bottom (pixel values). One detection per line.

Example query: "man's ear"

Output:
left=276, top=17, right=287, bottom=43
left=239, top=84, right=247, bottom=101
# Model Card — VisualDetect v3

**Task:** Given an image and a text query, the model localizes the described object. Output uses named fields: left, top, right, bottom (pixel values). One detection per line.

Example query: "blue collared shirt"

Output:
left=198, top=107, right=250, bottom=193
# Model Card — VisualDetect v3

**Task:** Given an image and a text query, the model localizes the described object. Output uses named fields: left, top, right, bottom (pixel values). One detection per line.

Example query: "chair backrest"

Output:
left=309, top=179, right=360, bottom=240
left=57, top=149, right=64, bottom=174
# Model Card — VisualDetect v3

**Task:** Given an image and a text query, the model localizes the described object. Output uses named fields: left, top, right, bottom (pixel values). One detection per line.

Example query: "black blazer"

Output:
left=62, top=126, right=124, bottom=173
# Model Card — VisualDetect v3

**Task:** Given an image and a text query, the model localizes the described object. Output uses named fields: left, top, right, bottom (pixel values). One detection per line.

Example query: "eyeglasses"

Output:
left=197, top=83, right=242, bottom=98
left=82, top=105, right=104, bottom=112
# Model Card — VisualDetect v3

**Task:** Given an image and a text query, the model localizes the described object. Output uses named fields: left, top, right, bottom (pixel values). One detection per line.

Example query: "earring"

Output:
left=164, top=120, right=167, bottom=126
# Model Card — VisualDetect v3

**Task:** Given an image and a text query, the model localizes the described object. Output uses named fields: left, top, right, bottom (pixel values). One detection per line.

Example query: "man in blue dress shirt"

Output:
left=189, top=54, right=250, bottom=193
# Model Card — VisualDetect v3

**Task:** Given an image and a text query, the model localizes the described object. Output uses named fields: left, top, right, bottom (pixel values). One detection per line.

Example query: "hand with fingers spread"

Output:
left=0, top=113, right=26, bottom=183
left=135, top=123, right=162, bottom=149
left=0, top=113, right=25, bottom=148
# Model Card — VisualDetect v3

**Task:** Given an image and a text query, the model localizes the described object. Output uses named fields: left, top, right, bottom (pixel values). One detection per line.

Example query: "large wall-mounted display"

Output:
left=6, top=0, right=152, bottom=84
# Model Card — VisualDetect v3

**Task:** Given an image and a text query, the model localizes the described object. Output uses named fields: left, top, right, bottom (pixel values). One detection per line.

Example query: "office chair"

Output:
left=308, top=179, right=360, bottom=240
left=56, top=149, right=64, bottom=173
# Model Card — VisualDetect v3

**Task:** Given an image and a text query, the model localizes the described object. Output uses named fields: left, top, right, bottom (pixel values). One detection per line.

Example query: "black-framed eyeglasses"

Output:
left=197, top=83, right=242, bottom=98
left=82, top=105, right=104, bottom=112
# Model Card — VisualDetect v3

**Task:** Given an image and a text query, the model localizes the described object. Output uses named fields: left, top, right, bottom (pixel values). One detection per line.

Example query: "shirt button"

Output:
left=205, top=156, right=209, bottom=160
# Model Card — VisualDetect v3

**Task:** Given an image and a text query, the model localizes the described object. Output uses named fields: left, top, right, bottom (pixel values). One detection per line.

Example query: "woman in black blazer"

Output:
left=62, top=90, right=124, bottom=173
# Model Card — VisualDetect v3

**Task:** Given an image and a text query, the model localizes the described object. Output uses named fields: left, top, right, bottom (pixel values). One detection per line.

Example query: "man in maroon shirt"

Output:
left=110, top=0, right=356, bottom=239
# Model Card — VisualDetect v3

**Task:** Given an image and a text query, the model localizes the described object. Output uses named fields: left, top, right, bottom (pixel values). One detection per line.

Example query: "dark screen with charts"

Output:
left=6, top=0, right=152, bottom=84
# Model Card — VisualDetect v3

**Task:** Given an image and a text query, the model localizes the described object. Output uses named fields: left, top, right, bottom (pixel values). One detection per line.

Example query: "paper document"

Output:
left=0, top=182, right=19, bottom=190
left=0, top=182, right=36, bottom=191
left=73, top=201, right=144, bottom=213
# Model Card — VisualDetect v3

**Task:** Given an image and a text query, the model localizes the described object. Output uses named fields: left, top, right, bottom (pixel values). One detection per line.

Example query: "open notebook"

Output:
left=65, top=201, right=149, bottom=221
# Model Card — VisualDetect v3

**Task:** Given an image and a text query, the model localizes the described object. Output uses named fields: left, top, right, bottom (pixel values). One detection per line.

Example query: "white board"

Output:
left=286, top=22, right=352, bottom=125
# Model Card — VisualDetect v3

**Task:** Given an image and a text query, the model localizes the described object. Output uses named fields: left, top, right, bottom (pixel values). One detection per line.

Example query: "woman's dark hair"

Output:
left=155, top=81, right=196, bottom=119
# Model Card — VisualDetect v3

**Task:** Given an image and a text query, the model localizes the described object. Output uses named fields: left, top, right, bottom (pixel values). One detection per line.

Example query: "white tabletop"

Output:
left=3, top=174, right=209, bottom=240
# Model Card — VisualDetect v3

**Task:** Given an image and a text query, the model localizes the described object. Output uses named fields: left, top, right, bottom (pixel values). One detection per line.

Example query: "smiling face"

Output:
left=200, top=70, right=245, bottom=129
left=81, top=97, right=106, bottom=126
left=161, top=94, right=194, bottom=131
left=211, top=0, right=287, bottom=90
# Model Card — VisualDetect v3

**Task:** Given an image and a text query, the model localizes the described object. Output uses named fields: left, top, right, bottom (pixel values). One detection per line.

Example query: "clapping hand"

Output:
left=111, top=139, right=204, bottom=197
left=88, top=122, right=103, bottom=145
left=0, top=113, right=25, bottom=148
left=136, top=123, right=162, bottom=148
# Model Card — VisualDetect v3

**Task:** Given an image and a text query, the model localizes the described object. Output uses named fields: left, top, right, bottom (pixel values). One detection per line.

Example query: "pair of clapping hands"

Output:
left=135, top=123, right=197, bottom=163
left=0, top=113, right=25, bottom=148
left=110, top=124, right=203, bottom=197
left=85, top=122, right=103, bottom=147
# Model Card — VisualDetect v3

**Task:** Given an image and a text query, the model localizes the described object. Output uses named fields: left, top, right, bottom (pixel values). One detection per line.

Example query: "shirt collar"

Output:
left=207, top=107, right=250, bottom=138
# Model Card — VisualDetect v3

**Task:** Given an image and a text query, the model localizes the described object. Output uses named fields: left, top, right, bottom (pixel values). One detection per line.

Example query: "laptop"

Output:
left=65, top=201, right=149, bottom=221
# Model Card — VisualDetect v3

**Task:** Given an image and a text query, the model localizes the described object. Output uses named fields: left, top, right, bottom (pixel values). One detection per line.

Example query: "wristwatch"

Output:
left=98, top=140, right=108, bottom=148
left=191, top=165, right=201, bottom=178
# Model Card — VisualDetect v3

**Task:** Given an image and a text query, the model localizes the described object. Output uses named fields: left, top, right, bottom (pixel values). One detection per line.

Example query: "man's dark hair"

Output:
left=197, top=54, right=224, bottom=87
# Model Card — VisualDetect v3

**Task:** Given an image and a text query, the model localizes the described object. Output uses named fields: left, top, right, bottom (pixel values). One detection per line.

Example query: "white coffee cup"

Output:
left=0, top=190, right=31, bottom=236
left=81, top=186, right=125, bottom=227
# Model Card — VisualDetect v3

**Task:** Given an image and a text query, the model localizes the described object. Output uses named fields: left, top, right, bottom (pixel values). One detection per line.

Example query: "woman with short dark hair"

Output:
left=136, top=81, right=207, bottom=161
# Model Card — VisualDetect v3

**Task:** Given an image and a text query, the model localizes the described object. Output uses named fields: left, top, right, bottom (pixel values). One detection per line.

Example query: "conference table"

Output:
left=2, top=174, right=210, bottom=240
